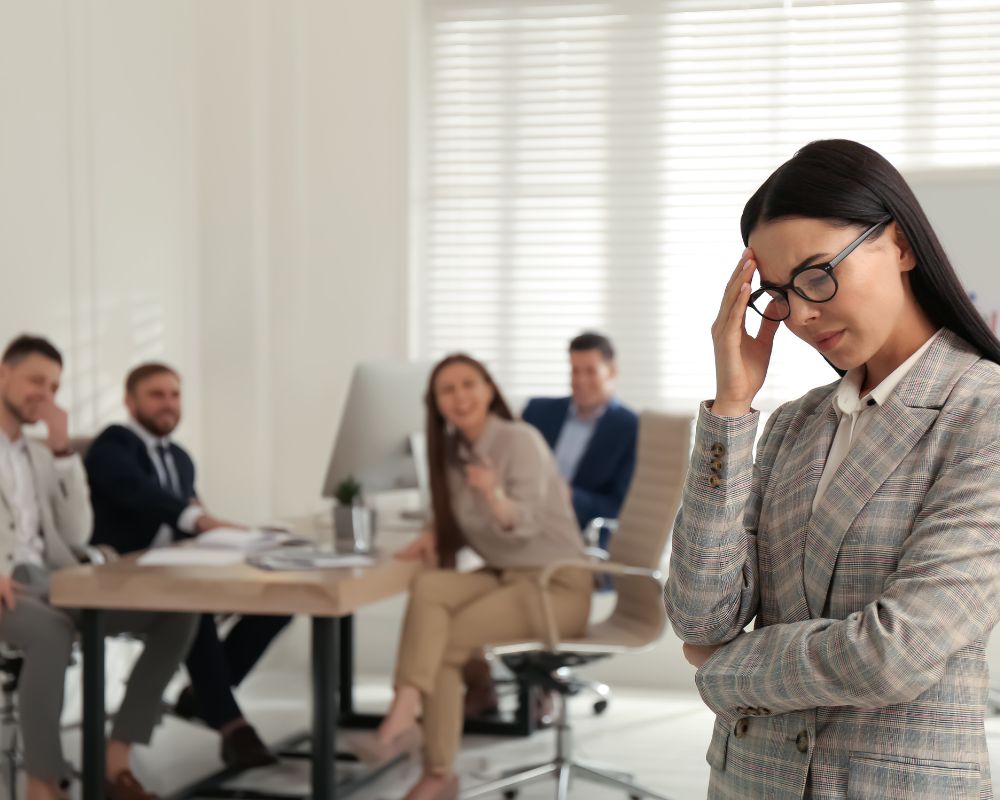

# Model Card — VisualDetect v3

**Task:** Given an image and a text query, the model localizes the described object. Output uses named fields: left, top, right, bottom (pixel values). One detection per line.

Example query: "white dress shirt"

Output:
left=814, top=329, right=942, bottom=511
left=553, top=402, right=607, bottom=481
left=125, top=418, right=202, bottom=547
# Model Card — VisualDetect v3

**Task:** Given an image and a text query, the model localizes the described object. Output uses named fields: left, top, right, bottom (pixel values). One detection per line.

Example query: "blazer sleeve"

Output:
left=693, top=433, right=1000, bottom=721
left=86, top=432, right=190, bottom=528
left=664, top=402, right=781, bottom=646
left=48, top=453, right=93, bottom=553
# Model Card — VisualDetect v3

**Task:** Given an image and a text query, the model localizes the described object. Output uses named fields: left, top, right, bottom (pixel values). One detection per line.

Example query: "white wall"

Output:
left=0, top=0, right=414, bottom=521
left=194, top=0, right=413, bottom=520
left=0, top=0, right=203, bottom=452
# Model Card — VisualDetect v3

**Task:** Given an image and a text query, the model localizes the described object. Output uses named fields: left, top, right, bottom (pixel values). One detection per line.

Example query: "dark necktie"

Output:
left=157, top=444, right=181, bottom=496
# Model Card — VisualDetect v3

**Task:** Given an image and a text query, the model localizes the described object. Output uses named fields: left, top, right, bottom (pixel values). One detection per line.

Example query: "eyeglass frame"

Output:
left=748, top=215, right=893, bottom=321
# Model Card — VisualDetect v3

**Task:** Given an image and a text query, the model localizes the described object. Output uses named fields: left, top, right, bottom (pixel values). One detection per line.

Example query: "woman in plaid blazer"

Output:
left=664, top=139, right=1000, bottom=799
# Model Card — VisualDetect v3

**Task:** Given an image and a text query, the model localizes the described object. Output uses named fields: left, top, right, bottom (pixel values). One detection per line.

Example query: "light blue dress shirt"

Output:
left=553, top=403, right=607, bottom=481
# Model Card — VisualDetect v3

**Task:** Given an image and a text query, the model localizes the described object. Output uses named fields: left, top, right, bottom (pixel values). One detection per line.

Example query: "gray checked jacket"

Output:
left=665, top=329, right=1000, bottom=799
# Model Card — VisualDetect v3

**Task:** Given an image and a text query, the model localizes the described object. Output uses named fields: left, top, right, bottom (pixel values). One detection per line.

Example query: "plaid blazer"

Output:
left=664, top=330, right=1000, bottom=799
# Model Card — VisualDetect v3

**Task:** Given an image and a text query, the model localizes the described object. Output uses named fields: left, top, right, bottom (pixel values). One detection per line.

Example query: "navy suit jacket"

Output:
left=522, top=396, right=638, bottom=531
left=85, top=424, right=198, bottom=554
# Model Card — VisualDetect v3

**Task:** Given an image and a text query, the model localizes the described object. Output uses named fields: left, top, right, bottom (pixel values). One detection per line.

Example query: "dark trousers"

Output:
left=184, top=612, right=292, bottom=729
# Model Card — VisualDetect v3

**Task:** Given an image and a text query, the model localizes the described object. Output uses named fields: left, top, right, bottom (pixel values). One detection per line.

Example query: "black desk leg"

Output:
left=312, top=617, right=339, bottom=800
left=338, top=615, right=354, bottom=719
left=82, top=609, right=106, bottom=800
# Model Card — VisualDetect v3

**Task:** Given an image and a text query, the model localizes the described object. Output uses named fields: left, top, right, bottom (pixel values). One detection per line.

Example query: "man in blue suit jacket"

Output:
left=522, top=332, right=638, bottom=548
left=86, top=363, right=290, bottom=771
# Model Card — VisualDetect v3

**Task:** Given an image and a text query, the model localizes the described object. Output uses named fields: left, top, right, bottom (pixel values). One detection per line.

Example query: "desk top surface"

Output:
left=50, top=549, right=422, bottom=617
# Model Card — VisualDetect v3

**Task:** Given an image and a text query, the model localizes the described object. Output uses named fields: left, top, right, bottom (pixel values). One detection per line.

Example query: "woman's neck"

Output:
left=457, top=415, right=489, bottom=443
left=861, top=315, right=938, bottom=396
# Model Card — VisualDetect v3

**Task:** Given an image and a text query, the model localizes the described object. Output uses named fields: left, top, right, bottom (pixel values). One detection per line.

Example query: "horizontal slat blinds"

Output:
left=417, top=0, right=1000, bottom=411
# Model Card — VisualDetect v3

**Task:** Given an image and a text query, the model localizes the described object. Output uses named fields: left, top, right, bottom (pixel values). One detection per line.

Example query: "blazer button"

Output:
left=709, top=474, right=722, bottom=488
left=709, top=460, right=723, bottom=473
left=795, top=730, right=810, bottom=753
left=710, top=443, right=726, bottom=457
left=733, top=719, right=750, bottom=738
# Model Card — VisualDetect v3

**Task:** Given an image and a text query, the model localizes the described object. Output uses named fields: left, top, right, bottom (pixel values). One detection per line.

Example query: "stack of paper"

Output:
left=193, top=527, right=296, bottom=551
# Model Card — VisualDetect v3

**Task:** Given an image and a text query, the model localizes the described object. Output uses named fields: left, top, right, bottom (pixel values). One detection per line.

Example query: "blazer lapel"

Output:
left=761, top=396, right=838, bottom=623
left=804, top=397, right=938, bottom=616
left=802, top=329, right=981, bottom=617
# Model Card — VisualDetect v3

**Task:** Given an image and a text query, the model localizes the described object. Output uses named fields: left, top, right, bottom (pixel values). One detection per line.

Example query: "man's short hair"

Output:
left=569, top=331, right=615, bottom=362
left=2, top=335, right=63, bottom=367
left=126, top=362, right=180, bottom=395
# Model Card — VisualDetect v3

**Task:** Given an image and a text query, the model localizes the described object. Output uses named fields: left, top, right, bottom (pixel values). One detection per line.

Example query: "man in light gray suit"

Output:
left=0, top=335, right=196, bottom=800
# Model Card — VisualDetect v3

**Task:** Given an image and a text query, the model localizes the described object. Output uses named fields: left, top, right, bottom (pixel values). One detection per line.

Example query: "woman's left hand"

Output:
left=683, top=642, right=724, bottom=668
left=465, top=459, right=498, bottom=497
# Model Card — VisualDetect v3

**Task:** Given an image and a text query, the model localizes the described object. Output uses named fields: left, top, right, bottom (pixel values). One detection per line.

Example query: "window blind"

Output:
left=415, top=0, right=1000, bottom=412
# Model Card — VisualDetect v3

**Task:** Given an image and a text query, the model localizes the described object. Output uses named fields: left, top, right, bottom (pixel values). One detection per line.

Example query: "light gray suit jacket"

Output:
left=0, top=438, right=91, bottom=577
left=665, top=330, right=1000, bottom=799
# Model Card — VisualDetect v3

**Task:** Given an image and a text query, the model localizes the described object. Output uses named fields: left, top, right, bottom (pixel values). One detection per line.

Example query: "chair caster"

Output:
left=503, top=791, right=519, bottom=799
left=593, top=699, right=608, bottom=715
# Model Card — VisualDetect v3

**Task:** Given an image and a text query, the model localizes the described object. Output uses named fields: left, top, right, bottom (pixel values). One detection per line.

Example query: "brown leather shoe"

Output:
left=221, top=724, right=279, bottom=770
left=105, top=769, right=159, bottom=800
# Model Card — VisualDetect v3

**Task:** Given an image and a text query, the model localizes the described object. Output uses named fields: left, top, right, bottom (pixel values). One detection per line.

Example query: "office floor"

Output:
left=51, top=635, right=1000, bottom=800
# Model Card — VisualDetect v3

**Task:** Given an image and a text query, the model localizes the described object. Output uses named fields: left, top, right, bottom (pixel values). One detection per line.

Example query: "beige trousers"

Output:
left=393, top=566, right=592, bottom=771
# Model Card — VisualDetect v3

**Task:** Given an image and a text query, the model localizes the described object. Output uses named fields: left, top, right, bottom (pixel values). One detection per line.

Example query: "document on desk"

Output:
left=246, top=547, right=375, bottom=571
left=193, top=527, right=304, bottom=551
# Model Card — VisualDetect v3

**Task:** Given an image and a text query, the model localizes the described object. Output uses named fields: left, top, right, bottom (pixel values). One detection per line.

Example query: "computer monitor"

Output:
left=321, top=361, right=434, bottom=506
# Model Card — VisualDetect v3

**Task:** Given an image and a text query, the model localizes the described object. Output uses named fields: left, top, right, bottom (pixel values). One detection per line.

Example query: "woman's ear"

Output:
left=889, top=221, right=917, bottom=273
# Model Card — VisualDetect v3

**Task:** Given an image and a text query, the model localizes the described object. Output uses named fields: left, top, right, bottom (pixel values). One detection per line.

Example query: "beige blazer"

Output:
left=0, top=439, right=91, bottom=577
left=665, top=330, right=1000, bottom=799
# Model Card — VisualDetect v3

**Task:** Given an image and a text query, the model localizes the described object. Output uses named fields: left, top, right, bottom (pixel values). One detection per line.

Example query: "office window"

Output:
left=414, top=0, right=1000, bottom=411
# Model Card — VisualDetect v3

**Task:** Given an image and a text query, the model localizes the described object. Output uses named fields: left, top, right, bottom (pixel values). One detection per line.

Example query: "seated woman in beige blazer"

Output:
left=665, top=139, right=1000, bottom=799
left=375, top=353, right=592, bottom=800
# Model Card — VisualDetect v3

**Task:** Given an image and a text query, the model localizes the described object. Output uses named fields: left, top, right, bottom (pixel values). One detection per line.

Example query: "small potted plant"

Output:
left=333, top=476, right=376, bottom=553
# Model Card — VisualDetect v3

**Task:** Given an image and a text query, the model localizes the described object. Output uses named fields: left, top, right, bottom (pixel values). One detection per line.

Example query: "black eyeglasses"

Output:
left=748, top=216, right=893, bottom=322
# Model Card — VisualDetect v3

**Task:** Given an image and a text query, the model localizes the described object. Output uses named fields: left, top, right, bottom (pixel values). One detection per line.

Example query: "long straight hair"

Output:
left=424, top=353, right=515, bottom=567
left=741, top=139, right=1000, bottom=366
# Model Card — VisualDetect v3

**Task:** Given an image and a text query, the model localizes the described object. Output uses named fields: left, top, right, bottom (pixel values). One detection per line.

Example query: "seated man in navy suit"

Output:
left=522, top=332, right=638, bottom=549
left=85, top=362, right=291, bottom=771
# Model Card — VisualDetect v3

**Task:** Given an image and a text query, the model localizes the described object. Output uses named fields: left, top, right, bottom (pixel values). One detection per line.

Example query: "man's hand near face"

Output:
left=38, top=400, right=71, bottom=454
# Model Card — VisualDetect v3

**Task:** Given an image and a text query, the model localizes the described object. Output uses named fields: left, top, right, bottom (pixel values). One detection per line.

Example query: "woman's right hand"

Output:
left=395, top=529, right=438, bottom=567
left=710, top=248, right=781, bottom=417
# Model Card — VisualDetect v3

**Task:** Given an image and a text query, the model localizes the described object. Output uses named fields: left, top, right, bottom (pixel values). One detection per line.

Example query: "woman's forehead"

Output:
left=749, top=218, right=842, bottom=283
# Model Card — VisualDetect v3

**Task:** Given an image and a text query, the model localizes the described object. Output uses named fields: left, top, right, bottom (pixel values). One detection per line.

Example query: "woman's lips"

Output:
left=815, top=330, right=845, bottom=352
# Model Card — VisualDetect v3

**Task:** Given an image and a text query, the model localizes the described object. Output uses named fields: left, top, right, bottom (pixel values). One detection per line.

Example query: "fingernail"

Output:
left=742, top=259, right=754, bottom=271
left=741, top=282, right=750, bottom=292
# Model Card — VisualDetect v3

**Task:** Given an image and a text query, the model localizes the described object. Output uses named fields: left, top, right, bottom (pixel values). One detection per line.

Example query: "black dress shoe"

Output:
left=221, top=724, right=279, bottom=770
left=172, top=685, right=205, bottom=724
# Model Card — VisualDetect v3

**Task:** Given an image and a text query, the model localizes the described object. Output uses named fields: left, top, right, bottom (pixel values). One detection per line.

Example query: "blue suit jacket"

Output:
left=522, top=396, right=638, bottom=531
left=85, top=424, right=198, bottom=554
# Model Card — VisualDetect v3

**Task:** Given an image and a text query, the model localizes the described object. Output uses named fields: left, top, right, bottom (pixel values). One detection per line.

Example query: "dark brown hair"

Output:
left=742, top=139, right=1000, bottom=367
left=126, top=362, right=180, bottom=395
left=569, top=331, right=615, bottom=362
left=424, top=353, right=514, bottom=567
left=2, top=335, right=62, bottom=367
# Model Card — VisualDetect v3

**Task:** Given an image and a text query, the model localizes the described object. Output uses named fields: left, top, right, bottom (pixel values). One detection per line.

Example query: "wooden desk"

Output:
left=51, top=551, right=421, bottom=800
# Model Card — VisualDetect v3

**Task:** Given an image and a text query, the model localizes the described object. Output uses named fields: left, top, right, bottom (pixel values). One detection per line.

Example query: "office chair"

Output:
left=463, top=411, right=691, bottom=800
